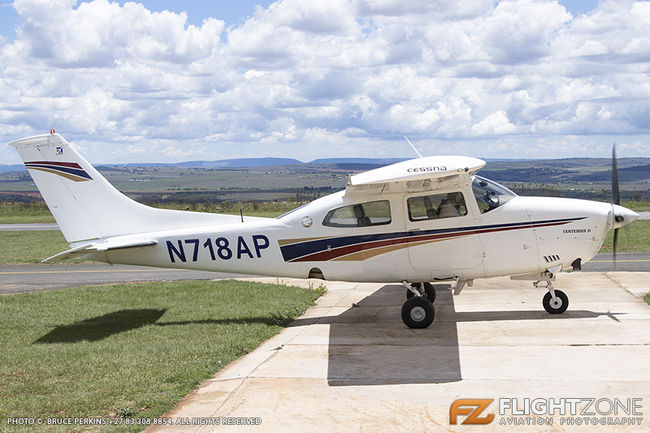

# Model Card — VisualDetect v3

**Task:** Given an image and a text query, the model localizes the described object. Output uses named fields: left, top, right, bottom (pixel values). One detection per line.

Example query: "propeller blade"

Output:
left=611, top=144, right=620, bottom=270
left=612, top=144, right=620, bottom=206
left=613, top=227, right=618, bottom=270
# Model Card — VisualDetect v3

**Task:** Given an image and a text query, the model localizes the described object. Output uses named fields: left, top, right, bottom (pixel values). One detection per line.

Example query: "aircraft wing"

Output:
left=346, top=156, right=485, bottom=194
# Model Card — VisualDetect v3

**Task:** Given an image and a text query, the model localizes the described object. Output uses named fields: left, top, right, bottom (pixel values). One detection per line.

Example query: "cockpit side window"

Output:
left=323, top=200, right=391, bottom=227
left=472, top=175, right=517, bottom=213
left=407, top=192, right=468, bottom=221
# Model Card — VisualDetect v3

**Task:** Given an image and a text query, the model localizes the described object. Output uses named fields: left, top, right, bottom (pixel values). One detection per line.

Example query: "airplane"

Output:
left=8, top=131, right=639, bottom=328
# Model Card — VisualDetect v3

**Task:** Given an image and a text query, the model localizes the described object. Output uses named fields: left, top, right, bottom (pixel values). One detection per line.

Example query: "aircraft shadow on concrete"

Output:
left=290, top=284, right=624, bottom=387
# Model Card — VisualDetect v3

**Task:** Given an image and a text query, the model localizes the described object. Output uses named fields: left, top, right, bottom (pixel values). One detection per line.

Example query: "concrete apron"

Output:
left=145, top=272, right=650, bottom=433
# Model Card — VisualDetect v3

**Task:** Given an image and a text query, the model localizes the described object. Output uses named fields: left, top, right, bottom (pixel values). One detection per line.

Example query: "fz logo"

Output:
left=449, top=399, right=494, bottom=425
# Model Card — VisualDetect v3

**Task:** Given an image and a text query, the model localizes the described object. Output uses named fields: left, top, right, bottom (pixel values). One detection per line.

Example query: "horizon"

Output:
left=2, top=154, right=650, bottom=170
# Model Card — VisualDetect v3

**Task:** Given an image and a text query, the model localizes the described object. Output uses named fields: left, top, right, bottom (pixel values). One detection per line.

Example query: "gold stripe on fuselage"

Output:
left=277, top=236, right=331, bottom=246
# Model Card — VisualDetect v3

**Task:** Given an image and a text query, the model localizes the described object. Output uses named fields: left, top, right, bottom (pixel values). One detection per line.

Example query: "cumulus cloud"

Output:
left=11, top=0, right=224, bottom=66
left=1, top=0, right=649, bottom=164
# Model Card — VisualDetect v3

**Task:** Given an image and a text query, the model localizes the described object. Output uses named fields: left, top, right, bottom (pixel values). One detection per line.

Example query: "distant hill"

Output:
left=0, top=164, right=24, bottom=173
left=0, top=157, right=305, bottom=172
left=176, top=158, right=303, bottom=168
left=306, top=158, right=407, bottom=170
left=309, top=158, right=406, bottom=165
left=479, top=159, right=650, bottom=183
left=570, top=164, right=650, bottom=182
left=1, top=157, right=396, bottom=172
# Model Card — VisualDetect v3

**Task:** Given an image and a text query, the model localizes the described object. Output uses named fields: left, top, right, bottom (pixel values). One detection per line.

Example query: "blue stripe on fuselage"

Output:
left=279, top=217, right=584, bottom=262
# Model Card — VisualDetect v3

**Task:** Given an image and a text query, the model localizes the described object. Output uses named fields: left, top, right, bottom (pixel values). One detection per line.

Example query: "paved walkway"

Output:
left=145, top=272, right=650, bottom=433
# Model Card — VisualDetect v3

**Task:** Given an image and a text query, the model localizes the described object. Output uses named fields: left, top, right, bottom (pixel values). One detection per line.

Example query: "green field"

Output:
left=600, top=220, right=650, bottom=253
left=0, top=202, right=55, bottom=224
left=623, top=201, right=650, bottom=212
left=0, top=231, right=70, bottom=263
left=0, top=280, right=325, bottom=433
left=0, top=201, right=299, bottom=224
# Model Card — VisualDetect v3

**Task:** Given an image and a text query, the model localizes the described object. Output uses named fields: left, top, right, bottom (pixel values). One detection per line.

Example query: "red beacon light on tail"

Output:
left=50, top=129, right=55, bottom=134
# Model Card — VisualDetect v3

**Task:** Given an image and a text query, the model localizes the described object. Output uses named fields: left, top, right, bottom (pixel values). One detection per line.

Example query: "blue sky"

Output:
left=1, top=0, right=649, bottom=164
left=0, top=0, right=599, bottom=43
left=0, top=1, right=277, bottom=41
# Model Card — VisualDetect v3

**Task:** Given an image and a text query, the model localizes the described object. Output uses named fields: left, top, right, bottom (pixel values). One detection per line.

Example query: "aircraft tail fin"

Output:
left=9, top=133, right=233, bottom=244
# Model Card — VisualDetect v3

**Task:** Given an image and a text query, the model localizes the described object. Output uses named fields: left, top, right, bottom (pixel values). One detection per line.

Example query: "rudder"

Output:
left=9, top=133, right=228, bottom=244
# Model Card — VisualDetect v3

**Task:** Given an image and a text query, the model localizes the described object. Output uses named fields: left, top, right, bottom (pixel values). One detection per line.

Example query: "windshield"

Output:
left=472, top=175, right=517, bottom=213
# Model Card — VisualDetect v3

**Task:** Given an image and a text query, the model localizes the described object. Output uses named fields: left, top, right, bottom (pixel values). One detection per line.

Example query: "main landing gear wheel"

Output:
left=542, top=290, right=569, bottom=314
left=401, top=296, right=435, bottom=329
left=405, top=282, right=436, bottom=303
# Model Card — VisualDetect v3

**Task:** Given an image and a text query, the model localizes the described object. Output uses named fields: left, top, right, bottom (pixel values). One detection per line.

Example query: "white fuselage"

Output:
left=100, top=182, right=616, bottom=283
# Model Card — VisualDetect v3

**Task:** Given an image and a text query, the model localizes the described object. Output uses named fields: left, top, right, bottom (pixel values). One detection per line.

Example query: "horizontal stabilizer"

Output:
left=43, top=239, right=158, bottom=263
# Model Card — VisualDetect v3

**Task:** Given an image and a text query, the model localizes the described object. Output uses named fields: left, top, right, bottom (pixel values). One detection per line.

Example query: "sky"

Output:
left=1, top=0, right=649, bottom=164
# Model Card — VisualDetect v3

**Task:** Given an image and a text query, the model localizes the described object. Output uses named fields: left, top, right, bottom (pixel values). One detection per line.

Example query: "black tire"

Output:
left=423, top=282, right=436, bottom=303
left=542, top=290, right=569, bottom=314
left=406, top=282, right=436, bottom=303
left=401, top=296, right=435, bottom=329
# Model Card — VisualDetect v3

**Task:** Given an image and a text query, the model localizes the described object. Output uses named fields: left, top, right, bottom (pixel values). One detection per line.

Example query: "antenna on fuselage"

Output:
left=403, top=136, right=424, bottom=159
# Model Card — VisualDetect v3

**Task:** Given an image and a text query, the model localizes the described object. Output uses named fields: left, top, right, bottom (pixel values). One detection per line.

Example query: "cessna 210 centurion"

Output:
left=9, top=132, right=639, bottom=328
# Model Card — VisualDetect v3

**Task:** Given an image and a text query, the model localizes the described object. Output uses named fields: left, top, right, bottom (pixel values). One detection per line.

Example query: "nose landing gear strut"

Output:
left=535, top=275, right=569, bottom=314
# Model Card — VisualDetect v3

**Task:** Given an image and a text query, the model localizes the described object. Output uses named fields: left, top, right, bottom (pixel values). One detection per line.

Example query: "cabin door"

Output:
left=404, top=189, right=484, bottom=277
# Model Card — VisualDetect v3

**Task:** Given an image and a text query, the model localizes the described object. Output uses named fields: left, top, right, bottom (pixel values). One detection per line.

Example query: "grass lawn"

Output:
left=0, top=201, right=298, bottom=224
left=0, top=202, right=55, bottom=224
left=0, top=231, right=71, bottom=264
left=624, top=201, right=650, bottom=212
left=0, top=279, right=325, bottom=432
left=599, top=220, right=650, bottom=253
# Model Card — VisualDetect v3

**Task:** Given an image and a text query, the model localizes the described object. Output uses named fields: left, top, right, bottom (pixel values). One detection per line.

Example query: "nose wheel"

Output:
left=535, top=277, right=569, bottom=314
left=542, top=289, right=569, bottom=314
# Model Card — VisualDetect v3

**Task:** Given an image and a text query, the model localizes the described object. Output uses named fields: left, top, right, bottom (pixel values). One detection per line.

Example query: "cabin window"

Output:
left=323, top=200, right=391, bottom=227
left=407, top=192, right=467, bottom=221
left=472, top=176, right=516, bottom=213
